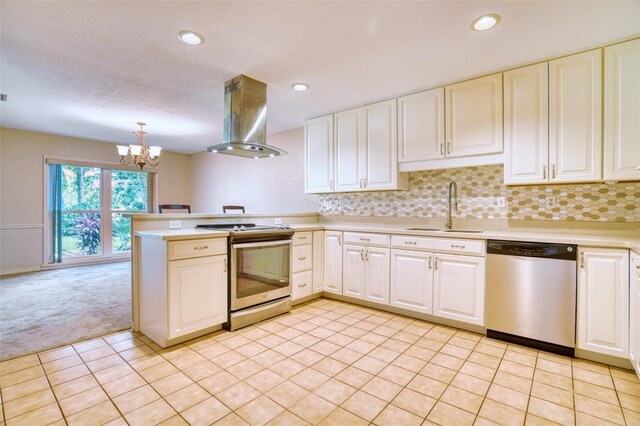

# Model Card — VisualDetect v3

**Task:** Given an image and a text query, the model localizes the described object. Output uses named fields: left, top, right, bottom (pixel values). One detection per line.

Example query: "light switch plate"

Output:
left=545, top=195, right=557, bottom=209
left=169, top=220, right=182, bottom=229
left=496, top=197, right=506, bottom=208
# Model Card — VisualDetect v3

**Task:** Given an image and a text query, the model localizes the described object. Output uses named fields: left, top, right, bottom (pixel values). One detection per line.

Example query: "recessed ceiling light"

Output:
left=178, top=31, right=204, bottom=45
left=471, top=14, right=501, bottom=31
left=292, top=83, right=309, bottom=92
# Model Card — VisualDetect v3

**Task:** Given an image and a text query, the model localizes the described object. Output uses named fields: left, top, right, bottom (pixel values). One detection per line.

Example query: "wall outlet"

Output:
left=545, top=195, right=557, bottom=209
left=274, top=218, right=283, bottom=225
left=496, top=196, right=506, bottom=208
left=169, top=220, right=182, bottom=229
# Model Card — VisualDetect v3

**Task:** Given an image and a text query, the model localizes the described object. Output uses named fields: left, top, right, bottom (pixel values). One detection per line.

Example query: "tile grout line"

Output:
left=34, top=352, right=69, bottom=426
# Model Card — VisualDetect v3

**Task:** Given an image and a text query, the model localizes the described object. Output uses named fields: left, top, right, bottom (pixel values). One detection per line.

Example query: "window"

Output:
left=49, top=163, right=151, bottom=263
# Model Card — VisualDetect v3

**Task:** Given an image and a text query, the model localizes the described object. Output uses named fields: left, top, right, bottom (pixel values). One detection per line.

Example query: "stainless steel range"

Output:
left=196, top=223, right=294, bottom=331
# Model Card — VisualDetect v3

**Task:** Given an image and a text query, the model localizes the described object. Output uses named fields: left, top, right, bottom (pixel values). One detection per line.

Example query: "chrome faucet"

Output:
left=446, top=181, right=458, bottom=230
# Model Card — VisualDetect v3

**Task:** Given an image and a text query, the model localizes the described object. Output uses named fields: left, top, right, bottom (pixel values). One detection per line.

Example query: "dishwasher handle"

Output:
left=487, top=240, right=577, bottom=261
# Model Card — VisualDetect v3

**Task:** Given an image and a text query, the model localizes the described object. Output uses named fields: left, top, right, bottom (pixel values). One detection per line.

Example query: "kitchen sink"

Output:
left=405, top=228, right=443, bottom=231
left=442, top=229, right=483, bottom=233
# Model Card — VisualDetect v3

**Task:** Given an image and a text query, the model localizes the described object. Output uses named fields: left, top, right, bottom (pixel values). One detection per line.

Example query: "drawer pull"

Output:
left=434, top=257, right=439, bottom=270
left=404, top=241, right=417, bottom=246
left=298, top=256, right=307, bottom=261
left=194, top=245, right=209, bottom=250
left=298, top=236, right=307, bottom=240
left=299, top=283, right=307, bottom=288
left=360, top=238, right=370, bottom=242
left=451, top=244, right=466, bottom=250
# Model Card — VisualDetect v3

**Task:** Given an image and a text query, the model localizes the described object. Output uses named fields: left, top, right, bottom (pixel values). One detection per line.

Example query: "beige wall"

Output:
left=190, top=128, right=318, bottom=214
left=0, top=128, right=191, bottom=273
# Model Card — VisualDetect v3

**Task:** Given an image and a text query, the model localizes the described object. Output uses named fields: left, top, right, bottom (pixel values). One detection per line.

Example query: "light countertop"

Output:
left=134, top=229, right=229, bottom=241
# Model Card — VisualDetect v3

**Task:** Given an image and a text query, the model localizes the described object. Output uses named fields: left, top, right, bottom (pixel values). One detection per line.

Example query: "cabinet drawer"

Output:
left=292, top=270, right=313, bottom=300
left=293, top=232, right=312, bottom=245
left=343, top=232, right=390, bottom=247
left=292, top=244, right=312, bottom=273
left=392, top=235, right=485, bottom=256
left=168, top=238, right=227, bottom=260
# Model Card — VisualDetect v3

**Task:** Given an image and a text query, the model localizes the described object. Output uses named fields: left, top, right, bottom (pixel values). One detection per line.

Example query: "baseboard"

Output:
left=41, top=257, right=130, bottom=271
left=0, top=266, right=42, bottom=277
left=292, top=292, right=322, bottom=306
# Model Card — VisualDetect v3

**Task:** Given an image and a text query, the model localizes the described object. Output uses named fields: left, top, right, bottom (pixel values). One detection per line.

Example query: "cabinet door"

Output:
left=631, top=253, right=640, bottom=377
left=504, top=63, right=549, bottom=184
left=292, top=270, right=313, bottom=300
left=577, top=248, right=629, bottom=358
left=433, top=254, right=485, bottom=325
left=398, top=88, right=445, bottom=162
left=445, top=73, right=503, bottom=158
left=305, top=115, right=334, bottom=193
left=323, top=231, right=343, bottom=294
left=363, top=99, right=400, bottom=190
left=343, top=245, right=365, bottom=299
left=390, top=249, right=433, bottom=314
left=364, top=247, right=390, bottom=305
left=604, top=39, right=640, bottom=181
left=168, top=255, right=227, bottom=339
left=335, top=108, right=364, bottom=192
left=549, top=49, right=602, bottom=183
left=312, top=231, right=324, bottom=294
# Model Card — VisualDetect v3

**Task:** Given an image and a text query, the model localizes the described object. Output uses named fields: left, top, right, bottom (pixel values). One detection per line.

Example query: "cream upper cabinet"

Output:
left=362, top=99, right=407, bottom=191
left=433, top=254, right=485, bottom=326
left=445, top=73, right=503, bottom=158
left=604, top=39, right=640, bottom=181
left=504, top=63, right=549, bottom=184
left=343, top=244, right=366, bottom=299
left=630, top=252, right=640, bottom=378
left=323, top=231, right=343, bottom=294
left=398, top=88, right=445, bottom=162
left=305, top=114, right=334, bottom=193
left=577, top=247, right=629, bottom=358
left=335, top=108, right=364, bottom=192
left=390, top=249, right=433, bottom=314
left=549, top=49, right=602, bottom=183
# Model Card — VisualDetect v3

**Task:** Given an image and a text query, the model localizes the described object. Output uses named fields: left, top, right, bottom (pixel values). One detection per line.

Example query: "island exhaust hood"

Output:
left=207, top=75, right=287, bottom=159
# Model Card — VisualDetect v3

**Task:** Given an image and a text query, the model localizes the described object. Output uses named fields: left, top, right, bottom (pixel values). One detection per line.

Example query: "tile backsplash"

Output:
left=318, top=165, right=640, bottom=222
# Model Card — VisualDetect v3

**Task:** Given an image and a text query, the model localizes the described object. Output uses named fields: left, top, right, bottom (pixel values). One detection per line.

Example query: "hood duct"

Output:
left=207, top=74, right=287, bottom=159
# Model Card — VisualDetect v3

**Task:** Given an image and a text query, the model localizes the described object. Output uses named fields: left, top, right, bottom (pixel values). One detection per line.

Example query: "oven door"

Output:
left=230, top=239, right=292, bottom=311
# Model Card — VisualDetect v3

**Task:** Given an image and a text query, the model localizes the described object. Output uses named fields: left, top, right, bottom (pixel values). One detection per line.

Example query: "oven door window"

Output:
left=234, top=242, right=291, bottom=299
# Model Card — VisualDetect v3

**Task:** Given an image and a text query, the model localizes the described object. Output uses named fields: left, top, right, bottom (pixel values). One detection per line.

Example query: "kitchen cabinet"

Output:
left=304, top=101, right=407, bottom=194
left=433, top=254, right=485, bottom=325
left=139, top=236, right=228, bottom=348
left=445, top=73, right=503, bottom=158
left=341, top=233, right=390, bottom=304
left=630, top=252, right=640, bottom=378
left=577, top=247, right=629, bottom=358
left=390, top=249, right=433, bottom=314
left=305, top=114, right=334, bottom=193
left=549, top=49, right=602, bottom=183
left=292, top=232, right=313, bottom=301
left=323, top=231, right=343, bottom=294
left=389, top=235, right=485, bottom=325
left=312, top=230, right=324, bottom=294
left=343, top=245, right=366, bottom=299
left=504, top=63, right=549, bottom=184
left=398, top=88, right=445, bottom=163
left=604, top=39, right=640, bottom=181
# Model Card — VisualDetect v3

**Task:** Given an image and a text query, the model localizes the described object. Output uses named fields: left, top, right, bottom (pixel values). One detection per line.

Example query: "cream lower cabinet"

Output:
left=343, top=245, right=366, bottom=299
left=577, top=247, right=629, bottom=358
left=630, top=252, right=640, bottom=377
left=342, top=243, right=390, bottom=304
left=390, top=250, right=433, bottom=314
left=292, top=232, right=313, bottom=301
left=433, top=254, right=485, bottom=325
left=323, top=231, right=343, bottom=294
left=139, top=237, right=228, bottom=348
left=312, top=231, right=325, bottom=294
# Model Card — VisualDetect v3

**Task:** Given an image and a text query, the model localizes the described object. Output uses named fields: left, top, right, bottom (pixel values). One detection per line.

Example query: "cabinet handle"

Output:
left=551, top=164, right=556, bottom=179
left=451, top=244, right=466, bottom=250
left=299, top=283, right=307, bottom=288
left=365, top=249, right=369, bottom=261
left=298, top=256, right=307, bottom=261
left=434, top=257, right=439, bottom=270
left=446, top=142, right=451, bottom=154
left=428, top=256, right=432, bottom=269
left=543, top=165, right=547, bottom=179
left=194, top=245, right=209, bottom=250
left=404, top=241, right=417, bottom=246
left=440, top=143, right=444, bottom=155
left=364, top=178, right=368, bottom=188
left=224, top=258, right=227, bottom=272
left=338, top=235, right=341, bottom=245
left=360, top=249, right=365, bottom=261
left=360, top=238, right=370, bottom=242
left=298, top=236, right=307, bottom=240
left=580, top=252, right=585, bottom=268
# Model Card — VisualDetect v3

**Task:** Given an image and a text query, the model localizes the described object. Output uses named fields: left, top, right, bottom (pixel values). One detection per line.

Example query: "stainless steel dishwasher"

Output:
left=486, top=240, right=578, bottom=356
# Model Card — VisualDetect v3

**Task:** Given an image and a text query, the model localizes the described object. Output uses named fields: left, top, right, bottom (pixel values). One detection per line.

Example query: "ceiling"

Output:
left=1, top=1, right=638, bottom=154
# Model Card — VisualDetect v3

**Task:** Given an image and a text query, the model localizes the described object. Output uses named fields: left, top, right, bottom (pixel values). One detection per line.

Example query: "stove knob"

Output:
left=233, top=226, right=239, bottom=232
left=240, top=225, right=246, bottom=231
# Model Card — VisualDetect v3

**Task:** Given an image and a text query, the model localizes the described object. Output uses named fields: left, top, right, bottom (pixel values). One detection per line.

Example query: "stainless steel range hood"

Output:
left=207, top=75, right=287, bottom=159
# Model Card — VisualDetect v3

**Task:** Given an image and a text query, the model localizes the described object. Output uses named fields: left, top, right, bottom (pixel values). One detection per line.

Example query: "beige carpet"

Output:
left=0, top=262, right=131, bottom=361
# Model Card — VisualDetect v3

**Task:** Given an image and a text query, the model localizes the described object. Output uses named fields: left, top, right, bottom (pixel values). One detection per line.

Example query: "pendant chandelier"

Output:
left=116, top=122, right=161, bottom=169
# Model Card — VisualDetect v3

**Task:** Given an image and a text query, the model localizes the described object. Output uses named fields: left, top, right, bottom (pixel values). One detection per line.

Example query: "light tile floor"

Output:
left=1, top=297, right=639, bottom=426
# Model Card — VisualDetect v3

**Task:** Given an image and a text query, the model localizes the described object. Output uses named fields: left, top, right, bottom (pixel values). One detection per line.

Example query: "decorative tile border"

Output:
left=318, top=165, right=640, bottom=222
